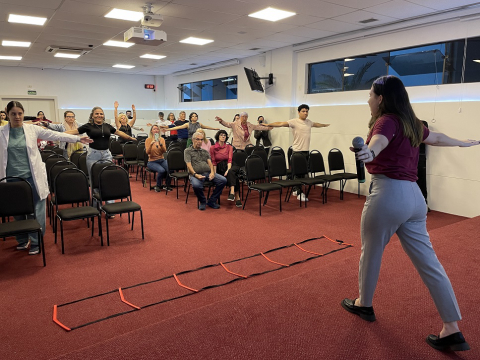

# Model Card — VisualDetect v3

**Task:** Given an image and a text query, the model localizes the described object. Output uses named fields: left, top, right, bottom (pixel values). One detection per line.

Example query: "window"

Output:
left=180, top=76, right=237, bottom=102
left=307, top=37, right=477, bottom=93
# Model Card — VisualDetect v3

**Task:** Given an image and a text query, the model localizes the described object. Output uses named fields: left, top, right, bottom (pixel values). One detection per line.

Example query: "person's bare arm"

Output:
left=423, top=131, right=479, bottom=147
left=186, top=162, right=205, bottom=179
left=115, top=130, right=135, bottom=141
left=114, top=101, right=120, bottom=128
left=312, top=122, right=330, bottom=128
left=268, top=121, right=289, bottom=127
left=128, top=104, right=137, bottom=127
left=207, top=159, right=215, bottom=180
left=351, top=134, right=389, bottom=163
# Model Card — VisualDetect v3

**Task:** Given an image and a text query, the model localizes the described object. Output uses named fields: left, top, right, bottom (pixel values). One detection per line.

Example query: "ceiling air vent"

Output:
left=359, top=18, right=379, bottom=24
left=249, top=48, right=261, bottom=51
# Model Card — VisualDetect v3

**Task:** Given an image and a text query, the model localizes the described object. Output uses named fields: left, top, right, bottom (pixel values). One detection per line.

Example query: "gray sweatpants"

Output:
left=359, top=174, right=461, bottom=323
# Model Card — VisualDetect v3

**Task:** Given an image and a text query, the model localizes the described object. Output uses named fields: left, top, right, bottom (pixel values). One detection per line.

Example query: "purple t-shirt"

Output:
left=365, top=114, right=429, bottom=182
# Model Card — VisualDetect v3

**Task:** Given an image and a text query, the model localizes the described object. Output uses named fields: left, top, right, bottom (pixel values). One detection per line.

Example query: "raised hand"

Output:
left=132, top=104, right=136, bottom=111
left=214, top=116, right=222, bottom=122
left=114, top=101, right=119, bottom=108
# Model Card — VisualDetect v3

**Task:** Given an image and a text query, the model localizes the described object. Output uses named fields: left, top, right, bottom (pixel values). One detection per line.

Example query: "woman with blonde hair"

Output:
left=114, top=101, right=143, bottom=143
left=196, top=129, right=211, bottom=152
left=145, top=125, right=172, bottom=192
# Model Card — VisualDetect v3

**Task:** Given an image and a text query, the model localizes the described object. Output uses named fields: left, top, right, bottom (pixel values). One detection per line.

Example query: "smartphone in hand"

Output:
left=154, top=133, right=159, bottom=141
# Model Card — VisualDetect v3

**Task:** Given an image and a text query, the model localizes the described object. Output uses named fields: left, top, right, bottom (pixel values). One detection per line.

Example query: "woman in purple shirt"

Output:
left=341, top=75, right=479, bottom=352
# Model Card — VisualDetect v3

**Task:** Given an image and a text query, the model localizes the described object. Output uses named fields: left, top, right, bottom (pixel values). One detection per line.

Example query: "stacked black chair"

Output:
left=309, top=150, right=343, bottom=203
left=98, top=165, right=144, bottom=246
left=136, top=133, right=148, bottom=143
left=78, top=152, right=89, bottom=181
left=245, top=144, right=255, bottom=156
left=122, top=141, right=138, bottom=175
left=243, top=155, right=282, bottom=216
left=90, top=160, right=115, bottom=208
left=268, top=153, right=305, bottom=207
left=109, top=139, right=124, bottom=165
left=327, top=148, right=359, bottom=200
left=48, top=160, right=77, bottom=229
left=53, top=168, right=103, bottom=254
left=70, top=149, right=86, bottom=167
left=136, top=142, right=146, bottom=181
left=141, top=149, right=156, bottom=190
left=40, top=150, right=57, bottom=162
left=165, top=148, right=189, bottom=199
left=290, top=152, right=326, bottom=206
left=0, top=177, right=46, bottom=266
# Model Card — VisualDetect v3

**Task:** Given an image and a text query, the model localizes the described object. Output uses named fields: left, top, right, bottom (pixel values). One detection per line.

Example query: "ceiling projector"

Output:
left=124, top=27, right=167, bottom=46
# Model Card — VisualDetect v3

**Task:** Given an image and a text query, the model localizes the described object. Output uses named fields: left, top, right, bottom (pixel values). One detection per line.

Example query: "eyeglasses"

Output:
left=65, top=116, right=75, bottom=118
left=193, top=138, right=203, bottom=141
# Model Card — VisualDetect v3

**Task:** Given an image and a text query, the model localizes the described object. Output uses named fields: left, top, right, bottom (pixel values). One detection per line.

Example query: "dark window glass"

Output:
left=180, top=76, right=237, bottom=102
left=388, top=44, right=445, bottom=87
left=180, top=83, right=191, bottom=102
left=443, top=40, right=465, bottom=84
left=343, top=53, right=388, bottom=91
left=464, top=36, right=480, bottom=83
left=191, top=82, right=202, bottom=102
left=201, top=80, right=213, bottom=101
left=309, top=60, right=344, bottom=93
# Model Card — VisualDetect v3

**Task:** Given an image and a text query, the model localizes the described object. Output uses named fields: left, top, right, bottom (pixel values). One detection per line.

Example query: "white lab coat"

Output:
left=0, top=123, right=81, bottom=200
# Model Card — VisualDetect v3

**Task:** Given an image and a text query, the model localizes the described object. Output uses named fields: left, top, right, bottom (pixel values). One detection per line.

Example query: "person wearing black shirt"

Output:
left=113, top=101, right=143, bottom=144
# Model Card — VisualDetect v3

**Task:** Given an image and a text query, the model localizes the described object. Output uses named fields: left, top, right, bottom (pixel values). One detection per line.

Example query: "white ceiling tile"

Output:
left=0, top=0, right=64, bottom=9
left=260, top=33, right=312, bottom=44
left=332, top=10, right=398, bottom=25
left=171, top=0, right=261, bottom=15
left=154, top=3, right=242, bottom=23
left=306, top=19, right=366, bottom=32
left=323, top=0, right=395, bottom=9
left=366, top=0, right=436, bottom=19
left=405, top=0, right=480, bottom=11
left=280, top=27, right=338, bottom=40
left=55, top=0, right=112, bottom=17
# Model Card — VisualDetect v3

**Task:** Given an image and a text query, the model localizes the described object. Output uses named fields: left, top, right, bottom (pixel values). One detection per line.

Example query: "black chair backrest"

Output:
left=45, top=156, right=68, bottom=181
left=136, top=133, right=148, bottom=142
left=109, top=140, right=123, bottom=156
left=54, top=168, right=90, bottom=205
left=123, top=142, right=138, bottom=161
left=287, top=146, right=293, bottom=168
left=290, top=152, right=309, bottom=178
left=78, top=153, right=88, bottom=177
left=50, top=161, right=76, bottom=192
left=245, top=155, right=266, bottom=182
left=91, top=160, right=115, bottom=189
left=328, top=148, right=347, bottom=174
left=137, top=142, right=145, bottom=161
left=44, top=145, right=58, bottom=151
left=70, top=150, right=85, bottom=166
left=245, top=144, right=255, bottom=156
left=0, top=177, right=35, bottom=217
left=232, top=150, right=247, bottom=167
left=252, top=147, right=268, bottom=170
left=208, top=137, right=215, bottom=146
left=41, top=150, right=57, bottom=162
left=98, top=165, right=131, bottom=202
left=268, top=153, right=287, bottom=178
left=270, top=146, right=285, bottom=158
left=309, top=150, right=326, bottom=174
left=168, top=141, right=182, bottom=150
left=166, top=148, right=186, bottom=172
left=52, top=147, right=65, bottom=157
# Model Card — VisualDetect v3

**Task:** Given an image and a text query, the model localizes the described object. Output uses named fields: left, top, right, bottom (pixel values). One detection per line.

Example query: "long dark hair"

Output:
left=369, top=75, right=423, bottom=147
left=6, top=101, right=25, bottom=119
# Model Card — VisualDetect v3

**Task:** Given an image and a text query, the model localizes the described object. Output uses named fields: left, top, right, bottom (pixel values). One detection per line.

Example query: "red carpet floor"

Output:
left=0, top=178, right=477, bottom=359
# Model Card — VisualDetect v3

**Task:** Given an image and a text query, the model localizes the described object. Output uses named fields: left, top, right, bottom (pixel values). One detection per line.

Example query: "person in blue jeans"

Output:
left=184, top=131, right=226, bottom=210
left=145, top=125, right=172, bottom=191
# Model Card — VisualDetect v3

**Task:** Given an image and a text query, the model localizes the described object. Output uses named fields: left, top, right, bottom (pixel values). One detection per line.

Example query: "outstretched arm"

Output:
left=312, top=122, right=330, bottom=128
left=200, top=123, right=220, bottom=131
left=128, top=104, right=137, bottom=127
left=423, top=131, right=479, bottom=147
left=214, top=116, right=233, bottom=128
left=114, top=101, right=120, bottom=129
left=268, top=121, right=289, bottom=127
left=351, top=134, right=389, bottom=163
left=115, top=130, right=136, bottom=141
left=162, top=123, right=189, bottom=131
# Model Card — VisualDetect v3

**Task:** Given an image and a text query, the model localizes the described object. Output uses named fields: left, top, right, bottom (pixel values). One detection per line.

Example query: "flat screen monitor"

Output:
left=244, top=67, right=264, bottom=93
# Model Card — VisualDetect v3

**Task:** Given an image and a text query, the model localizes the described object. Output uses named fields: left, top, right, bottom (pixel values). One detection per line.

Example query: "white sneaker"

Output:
left=297, top=194, right=309, bottom=202
left=292, top=190, right=298, bottom=196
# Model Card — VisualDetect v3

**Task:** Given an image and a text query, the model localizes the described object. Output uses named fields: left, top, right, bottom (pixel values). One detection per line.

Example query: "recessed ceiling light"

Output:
left=474, top=60, right=480, bottom=63
left=8, top=14, right=47, bottom=26
left=345, top=58, right=355, bottom=62
left=105, top=8, right=143, bottom=22
left=54, top=53, right=81, bottom=59
left=2, top=40, right=31, bottom=47
left=113, top=64, right=135, bottom=69
left=103, top=40, right=135, bottom=48
left=248, top=7, right=296, bottom=22
left=140, top=54, right=166, bottom=60
left=0, top=55, right=22, bottom=60
left=344, top=73, right=354, bottom=77
left=179, top=37, right=214, bottom=45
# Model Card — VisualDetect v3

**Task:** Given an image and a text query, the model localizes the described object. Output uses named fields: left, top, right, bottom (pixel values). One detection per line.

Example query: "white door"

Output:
left=1, top=98, right=57, bottom=123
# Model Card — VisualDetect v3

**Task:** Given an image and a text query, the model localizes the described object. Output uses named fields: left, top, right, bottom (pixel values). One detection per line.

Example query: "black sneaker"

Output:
left=235, top=200, right=242, bottom=208
left=29, top=246, right=40, bottom=255
left=227, top=194, right=235, bottom=201
left=164, top=186, right=173, bottom=192
left=154, top=186, right=162, bottom=192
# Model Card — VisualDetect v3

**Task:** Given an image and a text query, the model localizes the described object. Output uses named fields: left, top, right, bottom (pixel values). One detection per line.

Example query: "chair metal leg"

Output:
left=140, top=210, right=144, bottom=239
left=39, top=231, right=46, bottom=266
left=279, top=189, right=282, bottom=212
left=105, top=215, right=110, bottom=246
left=98, top=215, right=103, bottom=246
left=259, top=191, right=262, bottom=216
left=91, top=216, right=94, bottom=236
left=60, top=219, right=65, bottom=254
left=54, top=215, right=58, bottom=244
left=131, top=212, right=135, bottom=230
left=242, top=189, right=250, bottom=210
